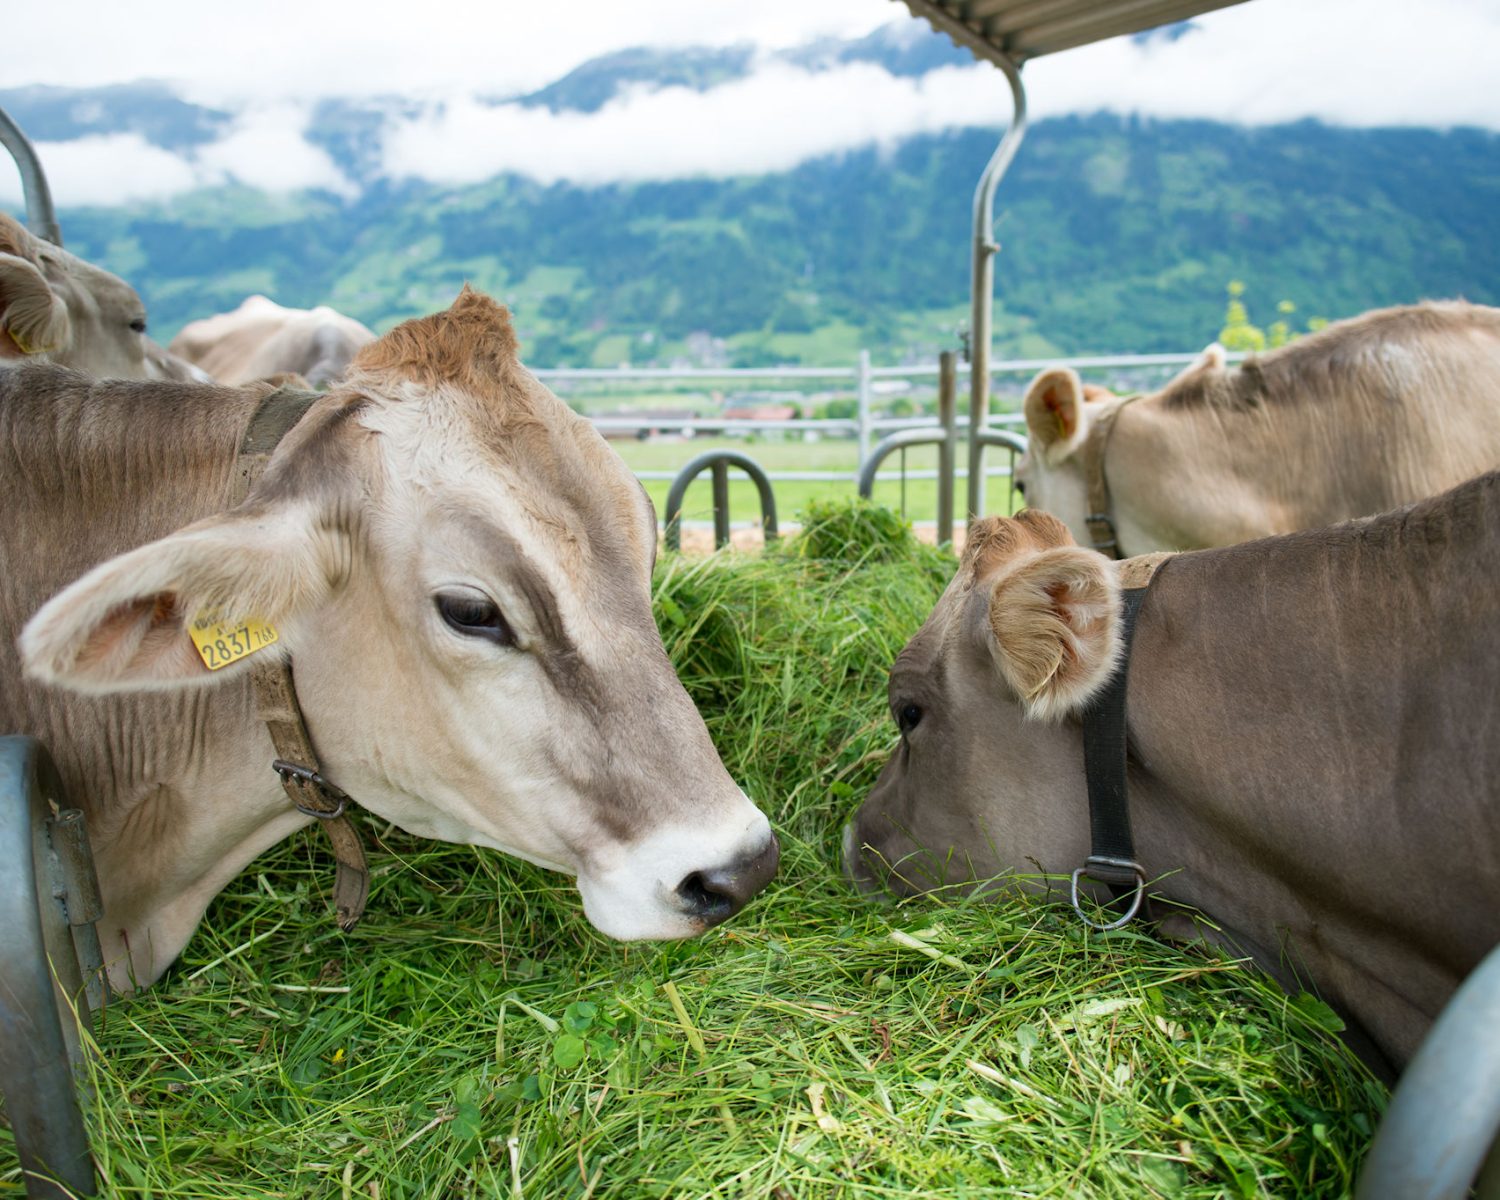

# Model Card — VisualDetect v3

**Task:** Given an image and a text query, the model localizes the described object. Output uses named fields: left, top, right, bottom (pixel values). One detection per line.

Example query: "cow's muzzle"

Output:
left=676, top=833, right=780, bottom=926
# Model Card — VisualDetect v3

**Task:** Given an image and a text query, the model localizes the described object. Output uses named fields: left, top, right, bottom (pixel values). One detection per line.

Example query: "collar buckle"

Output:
left=272, top=758, right=350, bottom=820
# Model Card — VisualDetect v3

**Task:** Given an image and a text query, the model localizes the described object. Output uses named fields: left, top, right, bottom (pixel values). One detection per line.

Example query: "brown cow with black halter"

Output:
left=3, top=287, right=777, bottom=992
left=846, top=475, right=1500, bottom=1071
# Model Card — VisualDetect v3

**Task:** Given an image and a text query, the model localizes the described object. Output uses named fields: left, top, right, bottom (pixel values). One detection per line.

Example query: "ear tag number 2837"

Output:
left=189, top=613, right=279, bottom=671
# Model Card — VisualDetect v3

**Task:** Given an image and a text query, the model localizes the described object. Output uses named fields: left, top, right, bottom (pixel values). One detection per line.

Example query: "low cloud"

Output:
left=195, top=106, right=354, bottom=197
left=383, top=61, right=1003, bottom=185
left=0, top=106, right=353, bottom=208
left=0, top=133, right=201, bottom=206
left=5, top=0, right=1496, bottom=208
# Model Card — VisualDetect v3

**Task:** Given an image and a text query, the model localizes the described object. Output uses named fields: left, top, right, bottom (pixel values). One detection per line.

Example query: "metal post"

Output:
left=663, top=450, right=779, bottom=553
left=1356, top=940, right=1500, bottom=1200
left=937, top=350, right=957, bottom=547
left=0, top=105, right=63, bottom=246
left=0, top=737, right=97, bottom=1199
left=965, top=58, right=1028, bottom=519
left=856, top=349, right=873, bottom=469
left=711, top=460, right=731, bottom=550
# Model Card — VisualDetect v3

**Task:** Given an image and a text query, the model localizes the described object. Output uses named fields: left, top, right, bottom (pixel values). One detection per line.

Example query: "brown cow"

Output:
left=170, top=295, right=376, bottom=388
left=0, top=212, right=204, bottom=381
left=3, top=288, right=777, bottom=992
left=1014, top=302, right=1500, bottom=556
left=845, top=479, right=1500, bottom=1071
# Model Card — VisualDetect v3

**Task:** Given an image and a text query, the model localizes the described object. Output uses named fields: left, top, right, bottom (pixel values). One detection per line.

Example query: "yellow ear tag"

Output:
left=189, top=613, right=279, bottom=671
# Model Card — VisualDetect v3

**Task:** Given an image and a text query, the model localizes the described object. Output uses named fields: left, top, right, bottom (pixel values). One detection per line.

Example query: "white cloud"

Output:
left=1024, top=0, right=1500, bottom=129
left=6, top=0, right=1497, bottom=207
left=194, top=106, right=354, bottom=196
left=0, top=133, right=201, bottom=206
left=8, top=0, right=889, bottom=103
left=0, top=108, right=353, bottom=208
left=383, top=61, right=1004, bottom=186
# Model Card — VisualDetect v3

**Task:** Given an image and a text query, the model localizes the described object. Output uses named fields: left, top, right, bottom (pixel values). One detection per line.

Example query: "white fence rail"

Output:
left=537, top=349, right=1236, bottom=489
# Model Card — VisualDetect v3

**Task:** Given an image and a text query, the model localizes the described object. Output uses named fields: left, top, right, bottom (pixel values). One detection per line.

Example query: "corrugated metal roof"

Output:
left=898, top=0, right=1250, bottom=65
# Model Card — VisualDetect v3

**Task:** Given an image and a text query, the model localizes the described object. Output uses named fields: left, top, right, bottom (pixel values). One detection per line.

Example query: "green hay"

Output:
left=1, top=502, right=1384, bottom=1198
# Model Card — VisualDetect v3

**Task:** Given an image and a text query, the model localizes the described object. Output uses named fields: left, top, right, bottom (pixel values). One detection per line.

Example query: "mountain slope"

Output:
left=27, top=113, right=1493, bottom=364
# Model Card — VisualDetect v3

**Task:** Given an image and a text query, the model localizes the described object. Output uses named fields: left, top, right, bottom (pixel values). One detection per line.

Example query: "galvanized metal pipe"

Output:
left=936, top=350, right=958, bottom=547
left=0, top=737, right=96, bottom=1199
left=1356, top=940, right=1500, bottom=1200
left=967, top=55, right=1028, bottom=519
left=0, top=105, right=63, bottom=246
left=663, top=450, right=779, bottom=552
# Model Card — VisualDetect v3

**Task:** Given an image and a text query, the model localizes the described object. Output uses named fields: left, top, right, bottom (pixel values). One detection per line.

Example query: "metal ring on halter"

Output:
left=1070, top=861, right=1147, bottom=932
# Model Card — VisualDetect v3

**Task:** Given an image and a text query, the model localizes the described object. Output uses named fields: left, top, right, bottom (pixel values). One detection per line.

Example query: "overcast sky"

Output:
left=5, top=0, right=1499, bottom=205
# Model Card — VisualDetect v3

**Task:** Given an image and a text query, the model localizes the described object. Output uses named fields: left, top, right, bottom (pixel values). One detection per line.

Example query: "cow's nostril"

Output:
left=675, top=834, right=780, bottom=926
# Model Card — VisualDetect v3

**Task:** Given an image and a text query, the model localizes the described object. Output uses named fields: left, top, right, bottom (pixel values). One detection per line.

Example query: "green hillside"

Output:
left=35, top=114, right=1500, bottom=364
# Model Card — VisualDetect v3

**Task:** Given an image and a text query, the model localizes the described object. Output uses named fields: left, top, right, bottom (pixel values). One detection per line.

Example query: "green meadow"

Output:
left=1, top=503, right=1383, bottom=1199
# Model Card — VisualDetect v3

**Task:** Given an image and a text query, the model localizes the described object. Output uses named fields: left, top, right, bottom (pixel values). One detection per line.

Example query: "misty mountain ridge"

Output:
left=2, top=24, right=1495, bottom=366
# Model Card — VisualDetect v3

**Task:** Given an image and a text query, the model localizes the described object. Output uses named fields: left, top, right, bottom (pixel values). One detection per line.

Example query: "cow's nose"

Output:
left=675, top=834, right=780, bottom=926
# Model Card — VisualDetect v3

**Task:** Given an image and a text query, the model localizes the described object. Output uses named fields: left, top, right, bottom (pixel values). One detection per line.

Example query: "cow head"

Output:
left=0, top=212, right=204, bottom=381
left=20, top=288, right=778, bottom=940
left=1014, top=348, right=1226, bottom=545
left=844, top=509, right=1120, bottom=896
left=1013, top=368, right=1119, bottom=540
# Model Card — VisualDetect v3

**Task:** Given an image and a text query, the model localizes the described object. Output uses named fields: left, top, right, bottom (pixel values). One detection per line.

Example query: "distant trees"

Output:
left=1218, top=280, right=1328, bottom=352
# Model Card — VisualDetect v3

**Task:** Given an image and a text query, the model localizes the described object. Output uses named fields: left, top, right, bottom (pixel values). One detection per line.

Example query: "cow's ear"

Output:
left=986, top=545, right=1121, bottom=721
left=20, top=501, right=346, bottom=694
left=1022, top=367, right=1089, bottom=459
left=0, top=252, right=71, bottom=360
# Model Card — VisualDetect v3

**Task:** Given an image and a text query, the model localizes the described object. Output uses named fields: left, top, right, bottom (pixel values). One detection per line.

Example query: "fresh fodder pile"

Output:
left=2, top=500, right=1384, bottom=1199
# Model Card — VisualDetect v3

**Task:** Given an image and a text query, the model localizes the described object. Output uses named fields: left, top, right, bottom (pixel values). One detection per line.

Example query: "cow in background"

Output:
left=0, top=212, right=205, bottom=381
left=170, top=295, right=376, bottom=389
left=1015, top=301, right=1500, bottom=556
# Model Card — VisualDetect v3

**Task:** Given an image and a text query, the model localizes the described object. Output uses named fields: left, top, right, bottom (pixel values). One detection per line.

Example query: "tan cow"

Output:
left=2, top=288, right=777, bottom=992
left=845, top=485, right=1500, bottom=1072
left=1014, top=302, right=1500, bottom=556
left=170, top=294, right=376, bottom=388
left=0, top=212, right=205, bottom=382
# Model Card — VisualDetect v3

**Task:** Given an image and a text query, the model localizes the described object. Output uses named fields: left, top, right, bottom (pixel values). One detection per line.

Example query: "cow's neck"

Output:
left=48, top=678, right=310, bottom=991
left=1111, top=488, right=1500, bottom=1067
left=0, top=372, right=315, bottom=989
left=1102, top=397, right=1335, bottom=553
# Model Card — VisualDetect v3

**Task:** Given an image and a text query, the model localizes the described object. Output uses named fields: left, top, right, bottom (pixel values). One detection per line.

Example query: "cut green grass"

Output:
left=1, top=501, right=1384, bottom=1199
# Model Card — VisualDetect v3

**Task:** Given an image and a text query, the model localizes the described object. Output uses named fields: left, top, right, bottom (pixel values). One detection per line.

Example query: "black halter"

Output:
left=1070, top=584, right=1151, bottom=930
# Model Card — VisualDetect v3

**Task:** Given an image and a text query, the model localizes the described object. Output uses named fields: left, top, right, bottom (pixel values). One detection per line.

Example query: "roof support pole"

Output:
left=966, top=55, right=1027, bottom=519
left=0, top=105, right=63, bottom=246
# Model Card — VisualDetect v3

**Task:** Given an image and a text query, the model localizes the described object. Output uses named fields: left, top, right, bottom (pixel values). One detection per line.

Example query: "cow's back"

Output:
left=1112, top=303, right=1500, bottom=548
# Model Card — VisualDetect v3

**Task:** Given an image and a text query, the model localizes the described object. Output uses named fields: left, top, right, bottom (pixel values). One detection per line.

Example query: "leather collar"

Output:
left=234, top=386, right=369, bottom=931
left=1082, top=393, right=1142, bottom=560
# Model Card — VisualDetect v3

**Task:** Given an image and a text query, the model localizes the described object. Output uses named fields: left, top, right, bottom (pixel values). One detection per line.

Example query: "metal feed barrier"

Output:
left=663, top=449, right=779, bottom=552
left=0, top=104, right=63, bottom=246
left=1, top=737, right=106, bottom=1200
left=1356, top=940, right=1500, bottom=1200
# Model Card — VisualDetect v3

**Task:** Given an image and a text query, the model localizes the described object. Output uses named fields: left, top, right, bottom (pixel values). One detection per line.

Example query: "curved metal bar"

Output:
left=0, top=736, right=97, bottom=1199
left=0, top=105, right=63, bottom=246
left=663, top=450, right=779, bottom=552
left=857, top=428, right=946, bottom=498
left=1355, top=940, right=1500, bottom=1200
left=966, top=57, right=1028, bottom=519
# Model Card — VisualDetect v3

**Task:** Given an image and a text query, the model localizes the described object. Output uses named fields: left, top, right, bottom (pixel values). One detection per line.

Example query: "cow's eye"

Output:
left=1014, top=478, right=1027, bottom=498
left=129, top=317, right=147, bottom=334
left=897, top=703, right=923, bottom=733
left=436, top=593, right=514, bottom=646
